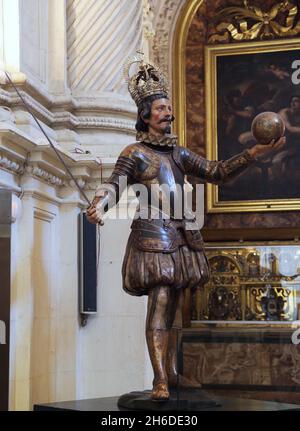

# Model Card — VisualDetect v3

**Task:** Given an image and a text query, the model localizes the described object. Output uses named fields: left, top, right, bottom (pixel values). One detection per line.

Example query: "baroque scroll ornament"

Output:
left=209, top=0, right=300, bottom=43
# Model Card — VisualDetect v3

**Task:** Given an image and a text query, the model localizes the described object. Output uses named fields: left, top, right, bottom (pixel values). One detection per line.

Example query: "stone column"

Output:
left=47, top=0, right=69, bottom=95
left=9, top=195, right=35, bottom=411
left=66, top=0, right=142, bottom=100
left=19, top=0, right=48, bottom=88
left=0, top=190, right=11, bottom=411
left=0, top=0, right=20, bottom=73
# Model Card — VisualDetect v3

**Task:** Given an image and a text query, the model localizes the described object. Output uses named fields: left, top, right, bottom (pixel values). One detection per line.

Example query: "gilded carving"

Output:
left=209, top=286, right=242, bottom=320
left=193, top=243, right=299, bottom=321
left=251, top=285, right=291, bottom=320
left=209, top=1, right=300, bottom=43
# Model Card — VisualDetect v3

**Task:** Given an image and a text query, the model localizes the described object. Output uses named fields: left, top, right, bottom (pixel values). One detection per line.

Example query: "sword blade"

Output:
left=4, top=72, right=91, bottom=206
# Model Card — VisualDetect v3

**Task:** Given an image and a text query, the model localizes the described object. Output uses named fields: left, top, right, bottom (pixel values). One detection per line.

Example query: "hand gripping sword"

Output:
left=4, top=72, right=91, bottom=207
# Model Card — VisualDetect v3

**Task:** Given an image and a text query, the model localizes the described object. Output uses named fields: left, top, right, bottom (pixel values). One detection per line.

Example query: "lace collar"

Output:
left=136, top=132, right=177, bottom=147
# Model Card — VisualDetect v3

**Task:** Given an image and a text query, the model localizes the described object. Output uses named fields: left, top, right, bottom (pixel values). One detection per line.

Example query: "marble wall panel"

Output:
left=183, top=340, right=300, bottom=387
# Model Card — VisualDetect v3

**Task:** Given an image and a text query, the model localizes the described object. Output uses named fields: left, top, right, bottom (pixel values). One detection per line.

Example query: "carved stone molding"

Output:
left=0, top=86, right=136, bottom=133
left=151, top=0, right=186, bottom=78
left=143, top=0, right=155, bottom=41
left=25, top=165, right=64, bottom=186
left=64, top=178, right=86, bottom=190
left=0, top=155, right=24, bottom=175
left=53, top=114, right=136, bottom=132
left=0, top=107, right=16, bottom=124
left=0, top=155, right=104, bottom=190
left=84, top=180, right=102, bottom=191
left=0, top=121, right=103, bottom=192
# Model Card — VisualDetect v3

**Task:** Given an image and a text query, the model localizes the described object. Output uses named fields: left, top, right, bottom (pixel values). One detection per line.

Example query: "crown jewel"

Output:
left=124, top=52, right=169, bottom=106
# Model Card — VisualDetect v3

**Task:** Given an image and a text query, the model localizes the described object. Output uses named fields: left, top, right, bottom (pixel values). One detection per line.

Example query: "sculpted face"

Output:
left=144, top=98, right=173, bottom=136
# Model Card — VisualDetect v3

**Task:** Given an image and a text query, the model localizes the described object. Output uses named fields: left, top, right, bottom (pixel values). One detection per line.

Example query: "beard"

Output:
left=163, top=124, right=171, bottom=134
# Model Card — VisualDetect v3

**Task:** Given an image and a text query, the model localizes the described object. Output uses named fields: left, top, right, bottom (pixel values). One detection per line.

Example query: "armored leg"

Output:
left=166, top=290, right=182, bottom=386
left=166, top=290, right=202, bottom=389
left=146, top=286, right=177, bottom=401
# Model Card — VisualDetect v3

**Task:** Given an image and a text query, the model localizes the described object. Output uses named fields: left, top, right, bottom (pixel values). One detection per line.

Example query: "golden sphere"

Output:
left=251, top=111, right=285, bottom=145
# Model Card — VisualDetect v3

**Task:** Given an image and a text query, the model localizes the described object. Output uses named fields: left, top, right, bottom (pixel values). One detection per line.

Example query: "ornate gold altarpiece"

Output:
left=192, top=242, right=300, bottom=322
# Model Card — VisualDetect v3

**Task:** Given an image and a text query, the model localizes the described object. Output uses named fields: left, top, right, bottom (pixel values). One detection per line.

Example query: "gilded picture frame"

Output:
left=205, top=38, right=300, bottom=213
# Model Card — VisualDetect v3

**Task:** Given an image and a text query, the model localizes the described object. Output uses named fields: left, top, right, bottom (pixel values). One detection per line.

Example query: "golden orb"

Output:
left=251, top=111, right=285, bottom=145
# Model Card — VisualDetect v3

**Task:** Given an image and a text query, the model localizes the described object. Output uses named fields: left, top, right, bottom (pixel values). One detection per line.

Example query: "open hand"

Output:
left=248, top=136, right=286, bottom=159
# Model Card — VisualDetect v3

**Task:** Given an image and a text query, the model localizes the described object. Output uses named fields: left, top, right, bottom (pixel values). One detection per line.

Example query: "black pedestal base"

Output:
left=117, top=389, right=220, bottom=411
left=34, top=393, right=300, bottom=411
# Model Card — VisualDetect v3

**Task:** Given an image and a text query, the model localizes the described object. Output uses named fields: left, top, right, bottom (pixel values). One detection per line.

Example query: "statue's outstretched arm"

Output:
left=174, top=146, right=256, bottom=185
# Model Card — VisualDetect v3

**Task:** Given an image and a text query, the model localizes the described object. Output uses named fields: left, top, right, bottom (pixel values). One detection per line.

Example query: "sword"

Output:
left=4, top=72, right=91, bottom=206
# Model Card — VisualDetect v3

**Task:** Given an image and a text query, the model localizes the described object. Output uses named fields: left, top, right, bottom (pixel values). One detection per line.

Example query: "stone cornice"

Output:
left=0, top=122, right=114, bottom=190
left=1, top=74, right=137, bottom=133
left=1, top=73, right=137, bottom=112
left=25, top=165, right=64, bottom=186
left=0, top=154, right=25, bottom=175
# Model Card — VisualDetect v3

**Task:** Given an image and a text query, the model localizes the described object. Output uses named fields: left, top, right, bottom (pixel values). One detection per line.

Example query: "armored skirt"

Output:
left=122, top=231, right=210, bottom=297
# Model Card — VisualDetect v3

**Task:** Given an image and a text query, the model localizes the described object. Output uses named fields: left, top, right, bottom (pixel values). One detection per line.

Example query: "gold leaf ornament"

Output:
left=209, top=1, right=300, bottom=42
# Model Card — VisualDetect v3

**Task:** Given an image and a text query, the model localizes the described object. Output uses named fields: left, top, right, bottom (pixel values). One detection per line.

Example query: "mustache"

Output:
left=159, top=115, right=175, bottom=124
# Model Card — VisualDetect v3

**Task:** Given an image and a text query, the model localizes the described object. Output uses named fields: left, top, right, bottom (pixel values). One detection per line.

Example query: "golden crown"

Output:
left=124, top=53, right=169, bottom=107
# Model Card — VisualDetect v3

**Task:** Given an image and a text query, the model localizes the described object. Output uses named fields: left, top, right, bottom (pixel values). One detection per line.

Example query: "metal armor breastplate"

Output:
left=132, top=143, right=185, bottom=219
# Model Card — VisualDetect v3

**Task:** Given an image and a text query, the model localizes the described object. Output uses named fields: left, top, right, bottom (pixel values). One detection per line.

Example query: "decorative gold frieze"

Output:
left=250, top=285, right=291, bottom=320
left=209, top=1, right=300, bottom=43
